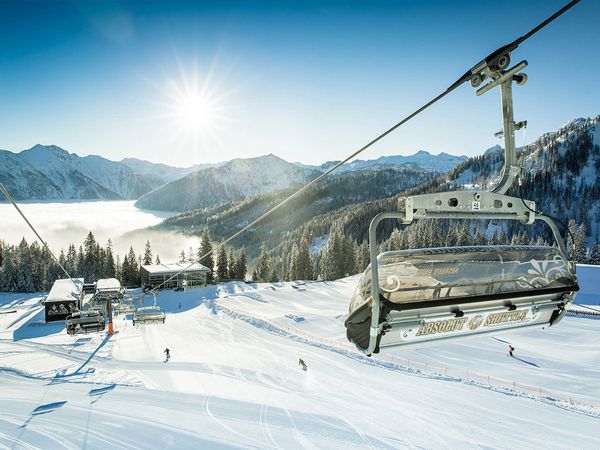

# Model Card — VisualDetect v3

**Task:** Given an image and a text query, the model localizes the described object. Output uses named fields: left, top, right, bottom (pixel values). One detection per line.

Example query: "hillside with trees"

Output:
left=2, top=116, right=598, bottom=290
left=151, top=115, right=600, bottom=282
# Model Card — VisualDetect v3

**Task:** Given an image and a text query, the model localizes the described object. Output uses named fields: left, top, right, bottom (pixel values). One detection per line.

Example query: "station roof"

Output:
left=141, top=262, right=210, bottom=275
left=96, top=278, right=122, bottom=291
left=46, top=278, right=84, bottom=303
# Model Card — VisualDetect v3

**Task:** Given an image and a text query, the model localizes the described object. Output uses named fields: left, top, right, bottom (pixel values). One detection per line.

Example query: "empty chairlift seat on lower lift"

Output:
left=132, top=306, right=166, bottom=326
left=345, top=245, right=578, bottom=352
left=117, top=302, right=135, bottom=314
left=65, top=311, right=105, bottom=336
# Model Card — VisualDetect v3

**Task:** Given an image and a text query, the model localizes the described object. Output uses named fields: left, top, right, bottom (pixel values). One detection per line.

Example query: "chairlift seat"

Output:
left=132, top=306, right=166, bottom=326
left=117, top=304, right=136, bottom=314
left=66, top=311, right=106, bottom=336
left=345, top=245, right=578, bottom=352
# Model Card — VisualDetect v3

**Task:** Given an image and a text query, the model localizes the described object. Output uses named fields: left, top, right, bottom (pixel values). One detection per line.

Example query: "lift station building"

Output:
left=140, top=263, right=210, bottom=289
left=44, top=278, right=84, bottom=322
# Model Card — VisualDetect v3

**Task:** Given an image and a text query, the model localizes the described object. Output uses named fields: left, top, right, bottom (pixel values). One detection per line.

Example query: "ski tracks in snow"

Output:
left=202, top=395, right=266, bottom=449
left=217, top=303, right=600, bottom=419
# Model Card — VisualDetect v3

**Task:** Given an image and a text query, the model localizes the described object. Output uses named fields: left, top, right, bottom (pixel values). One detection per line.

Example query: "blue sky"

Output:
left=0, top=0, right=597, bottom=166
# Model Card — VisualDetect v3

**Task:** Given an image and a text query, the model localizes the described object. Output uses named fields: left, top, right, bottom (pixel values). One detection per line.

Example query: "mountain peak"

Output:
left=259, top=153, right=285, bottom=162
left=26, top=144, right=70, bottom=155
left=483, top=144, right=503, bottom=155
left=413, top=150, right=432, bottom=157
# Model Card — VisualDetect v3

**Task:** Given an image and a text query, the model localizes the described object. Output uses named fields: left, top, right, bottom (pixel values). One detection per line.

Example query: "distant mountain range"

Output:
left=134, top=154, right=322, bottom=212
left=0, top=145, right=158, bottom=200
left=119, top=157, right=224, bottom=186
left=151, top=116, right=600, bottom=262
left=0, top=145, right=466, bottom=206
left=302, top=151, right=467, bottom=174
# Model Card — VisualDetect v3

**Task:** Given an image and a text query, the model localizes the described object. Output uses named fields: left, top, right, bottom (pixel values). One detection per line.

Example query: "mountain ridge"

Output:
left=0, top=144, right=158, bottom=201
left=149, top=115, right=600, bottom=265
left=134, top=153, right=323, bottom=212
left=0, top=144, right=467, bottom=204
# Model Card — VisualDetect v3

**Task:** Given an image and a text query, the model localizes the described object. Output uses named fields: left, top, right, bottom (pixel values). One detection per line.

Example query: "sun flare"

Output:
left=176, top=92, right=217, bottom=130
left=155, top=64, right=234, bottom=152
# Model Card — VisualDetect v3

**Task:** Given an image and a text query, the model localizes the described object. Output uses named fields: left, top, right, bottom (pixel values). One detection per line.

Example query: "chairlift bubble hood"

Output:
left=346, top=245, right=578, bottom=352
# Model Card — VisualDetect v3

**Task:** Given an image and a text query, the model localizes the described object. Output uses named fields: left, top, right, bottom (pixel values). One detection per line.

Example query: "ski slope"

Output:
left=1, top=268, right=599, bottom=449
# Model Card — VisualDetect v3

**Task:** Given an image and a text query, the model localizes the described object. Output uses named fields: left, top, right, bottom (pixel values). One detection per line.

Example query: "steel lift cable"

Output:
left=151, top=0, right=582, bottom=293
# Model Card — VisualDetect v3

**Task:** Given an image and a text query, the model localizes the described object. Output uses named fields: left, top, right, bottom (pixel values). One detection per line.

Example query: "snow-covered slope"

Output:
left=439, top=115, right=600, bottom=246
left=453, top=116, right=599, bottom=191
left=1, top=267, right=599, bottom=448
left=309, top=150, right=467, bottom=174
left=0, top=145, right=158, bottom=200
left=135, top=154, right=322, bottom=212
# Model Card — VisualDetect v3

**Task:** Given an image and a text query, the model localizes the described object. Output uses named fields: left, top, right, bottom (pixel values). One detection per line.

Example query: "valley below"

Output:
left=0, top=200, right=193, bottom=263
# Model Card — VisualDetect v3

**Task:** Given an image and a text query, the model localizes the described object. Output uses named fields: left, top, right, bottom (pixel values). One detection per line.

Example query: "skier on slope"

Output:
left=298, top=358, right=307, bottom=371
left=508, top=344, right=514, bottom=357
left=164, top=348, right=171, bottom=359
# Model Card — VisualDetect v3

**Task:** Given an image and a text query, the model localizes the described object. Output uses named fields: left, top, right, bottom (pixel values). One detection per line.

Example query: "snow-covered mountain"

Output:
left=447, top=116, right=600, bottom=242
left=0, top=145, right=158, bottom=201
left=303, top=150, right=467, bottom=174
left=135, top=154, right=322, bottom=212
left=156, top=116, right=600, bottom=268
left=0, top=143, right=467, bottom=206
left=120, top=157, right=224, bottom=186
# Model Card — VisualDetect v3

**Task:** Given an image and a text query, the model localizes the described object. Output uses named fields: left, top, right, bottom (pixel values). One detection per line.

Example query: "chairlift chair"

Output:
left=118, top=304, right=135, bottom=314
left=117, top=299, right=136, bottom=314
left=118, top=295, right=136, bottom=314
left=132, top=292, right=166, bottom=326
left=345, top=52, right=579, bottom=355
left=132, top=306, right=166, bottom=326
left=65, top=310, right=105, bottom=336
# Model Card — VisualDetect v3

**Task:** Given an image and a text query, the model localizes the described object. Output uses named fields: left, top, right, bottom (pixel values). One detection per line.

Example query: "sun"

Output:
left=175, top=91, right=217, bottom=131
left=154, top=63, right=234, bottom=152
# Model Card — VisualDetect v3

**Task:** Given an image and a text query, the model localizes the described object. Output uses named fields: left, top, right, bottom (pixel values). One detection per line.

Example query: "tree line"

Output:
left=255, top=216, right=599, bottom=283
left=0, top=228, right=249, bottom=292
left=1, top=215, right=598, bottom=293
left=0, top=232, right=144, bottom=292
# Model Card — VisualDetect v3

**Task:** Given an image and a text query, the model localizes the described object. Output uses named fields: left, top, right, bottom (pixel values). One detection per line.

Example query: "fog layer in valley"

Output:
left=0, top=201, right=198, bottom=263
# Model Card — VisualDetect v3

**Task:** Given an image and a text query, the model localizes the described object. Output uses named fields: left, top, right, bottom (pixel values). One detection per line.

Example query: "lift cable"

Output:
left=0, top=182, right=81, bottom=294
left=151, top=0, right=581, bottom=292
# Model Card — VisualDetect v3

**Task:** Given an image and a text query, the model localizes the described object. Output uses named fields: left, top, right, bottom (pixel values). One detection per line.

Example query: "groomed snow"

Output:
left=1, top=268, right=599, bottom=448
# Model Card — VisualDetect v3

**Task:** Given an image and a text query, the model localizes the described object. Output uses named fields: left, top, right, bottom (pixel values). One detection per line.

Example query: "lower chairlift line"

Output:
left=66, top=310, right=106, bottom=336
left=345, top=39, right=579, bottom=355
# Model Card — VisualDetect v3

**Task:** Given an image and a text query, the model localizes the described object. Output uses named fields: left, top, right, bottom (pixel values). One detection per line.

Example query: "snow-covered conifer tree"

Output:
left=234, top=247, right=247, bottom=281
left=198, top=228, right=214, bottom=282
left=216, top=245, right=228, bottom=280
left=143, top=240, right=153, bottom=265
